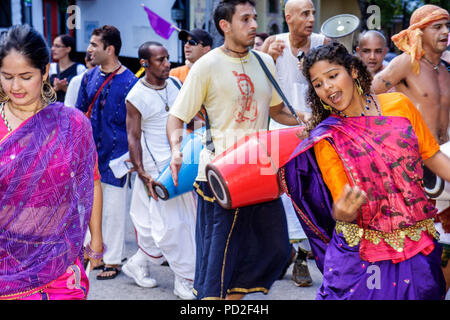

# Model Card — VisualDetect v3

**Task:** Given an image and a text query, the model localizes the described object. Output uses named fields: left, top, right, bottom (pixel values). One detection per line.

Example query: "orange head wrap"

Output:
left=391, top=5, right=449, bottom=74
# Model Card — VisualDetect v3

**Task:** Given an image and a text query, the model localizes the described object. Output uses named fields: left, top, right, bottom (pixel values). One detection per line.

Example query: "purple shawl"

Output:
left=0, top=102, right=96, bottom=296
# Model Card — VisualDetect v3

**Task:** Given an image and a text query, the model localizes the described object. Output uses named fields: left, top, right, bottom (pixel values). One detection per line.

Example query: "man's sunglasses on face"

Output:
left=186, top=39, right=203, bottom=46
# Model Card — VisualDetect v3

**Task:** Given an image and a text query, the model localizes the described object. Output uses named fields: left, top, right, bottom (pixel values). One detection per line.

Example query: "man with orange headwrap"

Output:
left=373, top=4, right=450, bottom=294
left=372, top=4, right=449, bottom=144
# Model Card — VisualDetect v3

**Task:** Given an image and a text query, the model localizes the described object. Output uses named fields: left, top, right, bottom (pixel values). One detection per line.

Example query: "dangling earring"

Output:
left=41, top=80, right=57, bottom=105
left=355, top=78, right=364, bottom=96
left=0, top=86, right=9, bottom=103
left=320, top=99, right=333, bottom=112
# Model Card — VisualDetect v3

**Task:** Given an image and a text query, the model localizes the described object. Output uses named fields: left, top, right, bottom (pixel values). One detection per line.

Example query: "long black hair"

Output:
left=302, top=42, right=373, bottom=134
left=0, top=24, right=50, bottom=75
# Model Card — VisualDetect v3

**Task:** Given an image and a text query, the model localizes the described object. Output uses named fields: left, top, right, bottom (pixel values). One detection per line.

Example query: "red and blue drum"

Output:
left=205, top=126, right=304, bottom=209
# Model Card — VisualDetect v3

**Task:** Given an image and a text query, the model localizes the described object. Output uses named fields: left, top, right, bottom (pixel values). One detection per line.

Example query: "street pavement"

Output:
left=86, top=213, right=320, bottom=300
left=86, top=209, right=450, bottom=301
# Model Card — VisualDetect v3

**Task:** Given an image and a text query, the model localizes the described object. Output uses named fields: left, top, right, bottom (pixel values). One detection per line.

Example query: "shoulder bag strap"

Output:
left=251, top=50, right=302, bottom=125
left=85, top=65, right=122, bottom=119
left=168, top=76, right=182, bottom=90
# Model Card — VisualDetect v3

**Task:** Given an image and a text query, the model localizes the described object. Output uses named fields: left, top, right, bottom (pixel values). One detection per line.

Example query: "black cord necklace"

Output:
left=422, top=56, right=440, bottom=73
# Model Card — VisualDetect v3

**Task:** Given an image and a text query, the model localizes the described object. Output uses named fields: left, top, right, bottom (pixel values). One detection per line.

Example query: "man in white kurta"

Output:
left=123, top=41, right=196, bottom=300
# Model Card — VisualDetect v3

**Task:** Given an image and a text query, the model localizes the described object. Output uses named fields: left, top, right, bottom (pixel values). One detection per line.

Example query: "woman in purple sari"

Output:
left=0, top=25, right=96, bottom=299
left=282, top=42, right=450, bottom=299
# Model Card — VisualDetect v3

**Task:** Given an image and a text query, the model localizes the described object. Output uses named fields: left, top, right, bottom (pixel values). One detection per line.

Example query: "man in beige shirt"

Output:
left=167, top=0, right=305, bottom=300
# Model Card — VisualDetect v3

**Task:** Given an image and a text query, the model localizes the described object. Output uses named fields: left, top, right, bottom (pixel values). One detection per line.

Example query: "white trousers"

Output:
left=129, top=175, right=164, bottom=264
left=130, top=176, right=197, bottom=280
left=101, top=176, right=132, bottom=265
left=281, top=193, right=311, bottom=251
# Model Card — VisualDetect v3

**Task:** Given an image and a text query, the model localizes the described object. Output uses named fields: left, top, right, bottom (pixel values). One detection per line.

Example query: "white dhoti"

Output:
left=131, top=173, right=197, bottom=280
left=281, top=193, right=310, bottom=251
left=101, top=175, right=132, bottom=265
left=129, top=174, right=165, bottom=264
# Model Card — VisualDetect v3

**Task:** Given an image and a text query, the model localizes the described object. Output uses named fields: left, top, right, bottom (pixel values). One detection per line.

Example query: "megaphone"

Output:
left=321, top=14, right=360, bottom=53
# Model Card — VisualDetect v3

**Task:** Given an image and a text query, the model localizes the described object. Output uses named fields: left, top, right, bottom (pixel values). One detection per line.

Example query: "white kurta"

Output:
left=126, top=78, right=197, bottom=279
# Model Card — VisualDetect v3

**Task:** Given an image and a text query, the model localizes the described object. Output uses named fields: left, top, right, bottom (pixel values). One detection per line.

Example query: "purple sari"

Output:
left=0, top=102, right=96, bottom=298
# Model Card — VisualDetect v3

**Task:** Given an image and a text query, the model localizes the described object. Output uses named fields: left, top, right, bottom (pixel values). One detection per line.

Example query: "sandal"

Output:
left=96, top=266, right=121, bottom=280
left=93, top=262, right=105, bottom=270
left=92, top=258, right=125, bottom=271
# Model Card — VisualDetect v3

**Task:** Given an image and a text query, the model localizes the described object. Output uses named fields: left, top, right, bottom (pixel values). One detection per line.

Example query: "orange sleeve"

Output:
left=313, top=140, right=349, bottom=202
left=169, top=66, right=189, bottom=83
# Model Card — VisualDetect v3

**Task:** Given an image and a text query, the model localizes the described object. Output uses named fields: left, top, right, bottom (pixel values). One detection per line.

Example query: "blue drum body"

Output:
left=153, top=127, right=205, bottom=200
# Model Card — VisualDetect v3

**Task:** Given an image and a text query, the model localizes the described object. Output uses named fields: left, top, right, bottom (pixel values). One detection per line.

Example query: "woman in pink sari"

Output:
left=0, top=25, right=97, bottom=300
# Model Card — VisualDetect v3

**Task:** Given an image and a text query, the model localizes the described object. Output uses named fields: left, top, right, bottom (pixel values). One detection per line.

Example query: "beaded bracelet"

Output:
left=85, top=242, right=107, bottom=260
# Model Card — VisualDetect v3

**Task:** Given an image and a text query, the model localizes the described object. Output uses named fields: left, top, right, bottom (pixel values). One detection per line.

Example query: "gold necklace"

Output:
left=155, top=87, right=169, bottom=112
left=141, top=78, right=170, bottom=111
left=8, top=101, right=45, bottom=120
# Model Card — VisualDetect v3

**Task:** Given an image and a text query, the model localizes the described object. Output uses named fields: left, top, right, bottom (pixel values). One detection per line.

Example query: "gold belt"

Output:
left=335, top=218, right=439, bottom=252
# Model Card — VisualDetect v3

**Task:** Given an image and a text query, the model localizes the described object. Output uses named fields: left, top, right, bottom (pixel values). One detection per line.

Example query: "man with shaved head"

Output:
left=356, top=30, right=388, bottom=75
left=261, top=0, right=330, bottom=288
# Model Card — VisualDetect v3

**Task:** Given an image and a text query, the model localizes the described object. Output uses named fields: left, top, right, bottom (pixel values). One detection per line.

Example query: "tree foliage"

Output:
left=359, top=0, right=449, bottom=30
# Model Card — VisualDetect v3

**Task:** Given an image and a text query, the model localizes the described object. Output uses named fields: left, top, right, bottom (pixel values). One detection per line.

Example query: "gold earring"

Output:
left=41, top=80, right=57, bottom=105
left=0, top=86, right=9, bottom=103
left=320, top=99, right=333, bottom=112
left=355, top=78, right=364, bottom=95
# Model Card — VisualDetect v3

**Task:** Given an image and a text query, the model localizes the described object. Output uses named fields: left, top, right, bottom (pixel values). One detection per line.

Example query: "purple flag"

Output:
left=142, top=4, right=176, bottom=40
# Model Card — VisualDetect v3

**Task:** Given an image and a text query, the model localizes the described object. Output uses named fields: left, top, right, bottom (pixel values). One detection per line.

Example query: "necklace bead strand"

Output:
left=337, top=94, right=381, bottom=118
left=0, top=102, right=12, bottom=132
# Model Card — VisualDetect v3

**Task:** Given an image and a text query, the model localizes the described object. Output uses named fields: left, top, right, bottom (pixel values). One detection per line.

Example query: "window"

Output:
left=268, top=0, right=278, bottom=14
left=0, top=0, right=12, bottom=28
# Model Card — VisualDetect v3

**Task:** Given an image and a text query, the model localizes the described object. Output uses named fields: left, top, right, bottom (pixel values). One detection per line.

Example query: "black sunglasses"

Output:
left=186, top=39, right=203, bottom=46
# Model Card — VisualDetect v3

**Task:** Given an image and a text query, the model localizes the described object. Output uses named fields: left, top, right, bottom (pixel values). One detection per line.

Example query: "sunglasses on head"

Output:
left=186, top=39, right=203, bottom=46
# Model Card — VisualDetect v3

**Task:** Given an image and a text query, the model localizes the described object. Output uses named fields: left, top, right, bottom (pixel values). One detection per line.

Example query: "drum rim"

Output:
left=425, top=175, right=445, bottom=199
left=206, top=164, right=232, bottom=210
left=153, top=182, right=169, bottom=200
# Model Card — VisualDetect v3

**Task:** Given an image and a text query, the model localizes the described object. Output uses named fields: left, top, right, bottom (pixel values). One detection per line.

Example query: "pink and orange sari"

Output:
left=0, top=102, right=96, bottom=300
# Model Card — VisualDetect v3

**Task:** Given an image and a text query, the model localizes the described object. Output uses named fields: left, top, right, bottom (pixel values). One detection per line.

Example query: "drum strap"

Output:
left=203, top=51, right=301, bottom=155
left=251, top=50, right=302, bottom=125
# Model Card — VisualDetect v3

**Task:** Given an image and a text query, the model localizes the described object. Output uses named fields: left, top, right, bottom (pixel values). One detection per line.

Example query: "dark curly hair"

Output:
left=302, top=42, right=373, bottom=135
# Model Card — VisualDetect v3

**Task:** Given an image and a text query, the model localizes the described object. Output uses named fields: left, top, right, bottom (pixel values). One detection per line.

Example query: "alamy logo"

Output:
left=366, top=265, right=381, bottom=290
left=366, top=5, right=381, bottom=30
left=66, top=5, right=81, bottom=30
